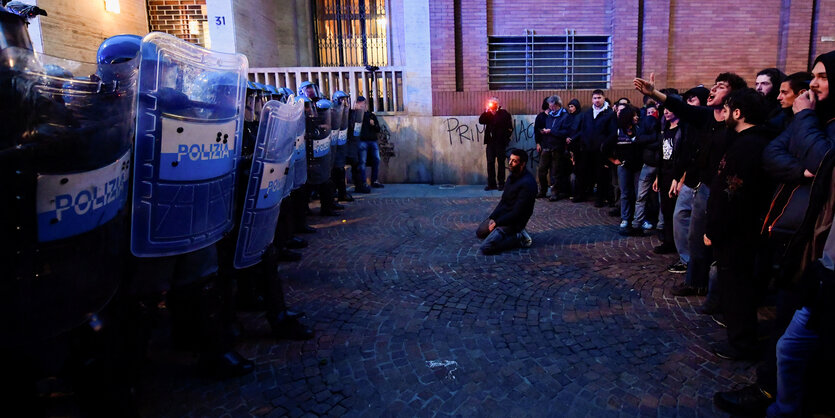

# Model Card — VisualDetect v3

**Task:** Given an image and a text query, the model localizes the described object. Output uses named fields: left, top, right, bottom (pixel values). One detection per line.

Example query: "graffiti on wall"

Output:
left=443, top=116, right=536, bottom=146
left=443, top=116, right=540, bottom=168
left=378, top=125, right=396, bottom=164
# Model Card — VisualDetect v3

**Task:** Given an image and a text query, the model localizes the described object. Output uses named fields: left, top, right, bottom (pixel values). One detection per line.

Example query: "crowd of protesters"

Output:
left=497, top=53, right=835, bottom=417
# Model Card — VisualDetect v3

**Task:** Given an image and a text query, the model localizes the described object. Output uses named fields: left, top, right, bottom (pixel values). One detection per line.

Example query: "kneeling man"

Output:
left=476, top=149, right=537, bottom=254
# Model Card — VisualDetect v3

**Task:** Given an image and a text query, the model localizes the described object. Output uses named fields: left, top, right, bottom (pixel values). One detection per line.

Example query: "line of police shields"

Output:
left=0, top=6, right=342, bottom=407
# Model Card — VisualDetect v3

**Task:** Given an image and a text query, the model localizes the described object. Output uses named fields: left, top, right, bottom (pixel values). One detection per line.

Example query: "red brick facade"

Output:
left=146, top=0, right=208, bottom=46
left=431, top=0, right=834, bottom=114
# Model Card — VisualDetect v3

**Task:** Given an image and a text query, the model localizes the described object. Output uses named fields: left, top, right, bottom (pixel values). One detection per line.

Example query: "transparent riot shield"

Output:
left=290, top=102, right=307, bottom=190
left=330, top=99, right=346, bottom=168
left=0, top=45, right=138, bottom=343
left=305, top=101, right=332, bottom=185
left=131, top=32, right=248, bottom=257
left=233, top=99, right=302, bottom=268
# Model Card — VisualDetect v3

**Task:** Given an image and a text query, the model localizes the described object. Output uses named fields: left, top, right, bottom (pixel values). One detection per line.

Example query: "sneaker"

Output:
left=497, top=185, right=504, bottom=191
left=536, top=192, right=547, bottom=199
left=713, top=384, right=774, bottom=416
left=518, top=229, right=533, bottom=248
left=371, top=181, right=385, bottom=188
left=641, top=221, right=654, bottom=230
left=484, top=185, right=497, bottom=191
left=670, top=284, right=707, bottom=296
left=355, top=184, right=372, bottom=193
left=667, top=261, right=687, bottom=274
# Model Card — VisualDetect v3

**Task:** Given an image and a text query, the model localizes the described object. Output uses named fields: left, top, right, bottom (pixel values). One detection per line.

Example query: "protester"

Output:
left=536, top=95, right=570, bottom=201
left=635, top=73, right=748, bottom=306
left=653, top=105, right=682, bottom=254
left=352, top=96, right=383, bottom=192
left=633, top=103, right=661, bottom=232
left=704, top=88, right=774, bottom=361
left=476, top=149, right=537, bottom=254
left=534, top=97, right=549, bottom=198
left=569, top=89, right=617, bottom=205
left=715, top=50, right=835, bottom=418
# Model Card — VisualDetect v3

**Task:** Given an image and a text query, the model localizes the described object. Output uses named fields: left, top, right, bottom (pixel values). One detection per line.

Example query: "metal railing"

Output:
left=248, top=66, right=404, bottom=114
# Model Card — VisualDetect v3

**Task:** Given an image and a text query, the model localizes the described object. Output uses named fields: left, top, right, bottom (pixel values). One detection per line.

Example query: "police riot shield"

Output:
left=291, top=101, right=307, bottom=190
left=233, top=99, right=302, bottom=268
left=131, top=32, right=248, bottom=257
left=0, top=42, right=138, bottom=343
left=330, top=99, right=347, bottom=168
left=305, top=99, right=332, bottom=185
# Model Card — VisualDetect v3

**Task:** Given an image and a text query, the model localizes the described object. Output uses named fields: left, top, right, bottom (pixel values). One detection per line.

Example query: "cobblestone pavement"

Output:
left=139, top=185, right=769, bottom=417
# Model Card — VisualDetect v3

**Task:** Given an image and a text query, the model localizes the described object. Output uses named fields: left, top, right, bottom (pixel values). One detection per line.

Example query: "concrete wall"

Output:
left=38, top=0, right=149, bottom=62
left=272, top=0, right=316, bottom=67
left=375, top=114, right=539, bottom=185
left=233, top=0, right=280, bottom=67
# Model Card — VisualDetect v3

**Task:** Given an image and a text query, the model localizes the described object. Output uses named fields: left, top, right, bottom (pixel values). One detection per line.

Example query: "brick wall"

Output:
left=147, top=0, right=208, bottom=47
left=430, top=0, right=824, bottom=114
left=667, top=1, right=783, bottom=89
left=38, top=0, right=149, bottom=63
left=814, top=0, right=835, bottom=66
left=429, top=0, right=456, bottom=91
left=461, top=0, right=488, bottom=91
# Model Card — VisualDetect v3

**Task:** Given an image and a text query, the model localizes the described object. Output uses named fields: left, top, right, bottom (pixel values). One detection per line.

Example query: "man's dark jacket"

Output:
left=533, top=111, right=547, bottom=146
left=764, top=109, right=835, bottom=183
left=705, top=125, right=775, bottom=263
left=489, top=169, right=537, bottom=233
left=358, top=110, right=380, bottom=142
left=571, top=106, right=617, bottom=152
left=537, top=108, right=569, bottom=152
left=663, top=94, right=728, bottom=188
left=479, top=108, right=513, bottom=147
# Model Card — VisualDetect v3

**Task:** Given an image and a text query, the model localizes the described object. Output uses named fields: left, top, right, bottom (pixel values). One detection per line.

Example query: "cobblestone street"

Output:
left=139, top=185, right=765, bottom=417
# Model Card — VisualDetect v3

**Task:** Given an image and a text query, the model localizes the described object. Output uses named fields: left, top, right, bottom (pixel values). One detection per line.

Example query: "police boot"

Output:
left=335, top=167, right=354, bottom=202
left=261, top=248, right=314, bottom=341
left=63, top=297, right=140, bottom=418
left=168, top=278, right=254, bottom=378
left=285, top=236, right=308, bottom=249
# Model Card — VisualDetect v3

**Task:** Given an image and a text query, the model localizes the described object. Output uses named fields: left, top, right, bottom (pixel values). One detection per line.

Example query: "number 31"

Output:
left=215, top=16, right=226, bottom=25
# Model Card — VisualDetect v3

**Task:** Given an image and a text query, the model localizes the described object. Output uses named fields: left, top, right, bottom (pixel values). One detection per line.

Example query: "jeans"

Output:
left=476, top=219, right=521, bottom=254
left=673, top=184, right=694, bottom=265
left=634, top=164, right=657, bottom=228
left=357, top=140, right=380, bottom=184
left=767, top=307, right=818, bottom=418
left=684, top=184, right=711, bottom=288
left=617, top=165, right=641, bottom=222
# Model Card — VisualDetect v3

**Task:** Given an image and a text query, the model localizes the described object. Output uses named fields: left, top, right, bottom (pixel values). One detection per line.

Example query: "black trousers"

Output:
left=659, top=168, right=677, bottom=246
left=485, top=143, right=507, bottom=188
left=574, top=148, right=611, bottom=202
left=716, top=248, right=761, bottom=353
left=538, top=149, right=569, bottom=195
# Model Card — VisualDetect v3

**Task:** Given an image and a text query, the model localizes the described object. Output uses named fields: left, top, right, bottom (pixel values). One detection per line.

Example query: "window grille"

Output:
left=313, top=0, right=388, bottom=67
left=488, top=30, right=611, bottom=90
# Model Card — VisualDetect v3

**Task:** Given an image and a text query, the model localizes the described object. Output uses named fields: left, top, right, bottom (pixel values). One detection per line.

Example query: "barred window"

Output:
left=313, top=0, right=388, bottom=67
left=488, top=31, right=611, bottom=90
